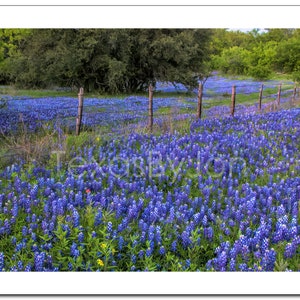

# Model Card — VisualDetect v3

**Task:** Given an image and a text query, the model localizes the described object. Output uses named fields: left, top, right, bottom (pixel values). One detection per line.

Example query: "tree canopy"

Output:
left=0, top=29, right=212, bottom=92
left=1, top=28, right=300, bottom=92
left=211, top=28, right=300, bottom=81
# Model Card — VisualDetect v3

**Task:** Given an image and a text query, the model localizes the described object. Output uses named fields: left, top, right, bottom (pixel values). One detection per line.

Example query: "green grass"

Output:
left=0, top=85, right=196, bottom=99
left=220, top=72, right=295, bottom=83
left=0, top=86, right=76, bottom=98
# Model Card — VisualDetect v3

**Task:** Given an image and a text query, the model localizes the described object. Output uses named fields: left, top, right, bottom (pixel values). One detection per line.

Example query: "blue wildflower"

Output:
left=159, top=246, right=166, bottom=256
left=0, top=252, right=4, bottom=271
left=70, top=243, right=80, bottom=258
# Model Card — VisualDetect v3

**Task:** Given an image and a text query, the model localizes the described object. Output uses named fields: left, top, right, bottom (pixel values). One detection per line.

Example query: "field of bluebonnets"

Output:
left=0, top=75, right=299, bottom=272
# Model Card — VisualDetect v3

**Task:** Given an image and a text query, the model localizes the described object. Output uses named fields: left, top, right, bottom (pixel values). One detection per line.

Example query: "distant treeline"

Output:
left=210, top=28, right=300, bottom=82
left=0, top=28, right=299, bottom=93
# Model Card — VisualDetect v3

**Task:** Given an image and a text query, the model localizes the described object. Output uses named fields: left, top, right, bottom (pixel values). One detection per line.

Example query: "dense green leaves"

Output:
left=0, top=29, right=31, bottom=83
left=1, top=29, right=212, bottom=92
left=1, top=28, right=300, bottom=90
left=211, top=28, right=300, bottom=81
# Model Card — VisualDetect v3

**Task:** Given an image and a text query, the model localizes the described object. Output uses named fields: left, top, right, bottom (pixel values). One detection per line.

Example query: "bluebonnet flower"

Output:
left=57, top=198, right=65, bottom=215
left=224, top=227, right=230, bottom=236
left=30, top=185, right=38, bottom=199
left=292, top=236, right=300, bottom=246
left=34, top=252, right=45, bottom=271
left=145, top=247, right=153, bottom=257
left=72, top=209, right=80, bottom=228
left=31, top=244, right=39, bottom=252
left=118, top=236, right=124, bottom=251
left=22, top=226, right=28, bottom=237
left=148, top=231, right=155, bottom=241
left=15, top=241, right=26, bottom=252
left=41, top=220, right=48, bottom=234
left=140, top=231, right=146, bottom=243
left=11, top=236, right=17, bottom=245
left=202, top=215, right=208, bottom=226
left=131, top=265, right=136, bottom=271
left=17, top=260, right=23, bottom=271
left=229, top=258, right=236, bottom=271
left=31, top=232, right=37, bottom=242
left=24, top=264, right=32, bottom=272
left=159, top=246, right=166, bottom=256
left=181, top=231, right=191, bottom=248
left=185, top=259, right=191, bottom=268
left=155, top=226, right=162, bottom=244
left=0, top=252, right=4, bottom=271
left=31, top=214, right=37, bottom=223
left=138, top=250, right=144, bottom=259
left=94, top=210, right=103, bottom=226
left=49, top=221, right=55, bottom=232
left=204, top=227, right=214, bottom=241
left=284, top=243, right=295, bottom=258
left=261, top=249, right=276, bottom=271
left=11, top=203, right=18, bottom=218
left=107, top=222, right=113, bottom=233
left=131, top=255, right=137, bottom=264
left=206, top=260, right=213, bottom=271
left=289, top=226, right=297, bottom=238
left=78, top=232, right=84, bottom=243
left=193, top=213, right=201, bottom=224
left=70, top=243, right=80, bottom=258
left=215, top=251, right=228, bottom=271
left=10, top=266, right=18, bottom=272
left=68, top=262, right=73, bottom=271
left=276, top=205, right=286, bottom=218
left=239, top=263, right=248, bottom=271
left=132, top=240, right=138, bottom=248
left=273, top=223, right=288, bottom=243
left=61, top=224, right=71, bottom=238
left=241, top=245, right=250, bottom=261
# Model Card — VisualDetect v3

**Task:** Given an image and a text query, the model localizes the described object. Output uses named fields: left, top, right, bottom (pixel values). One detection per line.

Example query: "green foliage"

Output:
left=211, top=28, right=300, bottom=81
left=2, top=29, right=212, bottom=93
left=2, top=27, right=300, bottom=91
left=275, top=37, right=300, bottom=77
left=212, top=46, right=251, bottom=75
left=0, top=29, right=31, bottom=83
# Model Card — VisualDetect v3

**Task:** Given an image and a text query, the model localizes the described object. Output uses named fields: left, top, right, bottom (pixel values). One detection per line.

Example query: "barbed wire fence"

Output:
left=0, top=82, right=299, bottom=166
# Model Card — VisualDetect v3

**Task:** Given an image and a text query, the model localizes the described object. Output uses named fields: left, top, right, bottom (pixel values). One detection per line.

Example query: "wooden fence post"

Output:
left=292, top=85, right=297, bottom=105
left=277, top=83, right=282, bottom=107
left=148, top=84, right=153, bottom=132
left=76, top=87, right=84, bottom=136
left=258, top=84, right=264, bottom=111
left=230, top=85, right=236, bottom=117
left=197, top=83, right=203, bottom=120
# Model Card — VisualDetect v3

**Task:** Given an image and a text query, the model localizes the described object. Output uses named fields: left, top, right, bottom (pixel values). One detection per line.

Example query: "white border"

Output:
left=0, top=272, right=299, bottom=294
left=0, top=0, right=300, bottom=5
left=0, top=6, right=299, bottom=28
left=0, top=4, right=300, bottom=296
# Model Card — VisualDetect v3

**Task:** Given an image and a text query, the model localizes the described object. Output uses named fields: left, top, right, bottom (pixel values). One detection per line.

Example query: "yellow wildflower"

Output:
left=97, top=259, right=104, bottom=267
left=100, top=243, right=107, bottom=250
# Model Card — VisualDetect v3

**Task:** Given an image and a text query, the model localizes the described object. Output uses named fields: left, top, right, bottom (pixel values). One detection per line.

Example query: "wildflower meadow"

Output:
left=0, top=75, right=299, bottom=272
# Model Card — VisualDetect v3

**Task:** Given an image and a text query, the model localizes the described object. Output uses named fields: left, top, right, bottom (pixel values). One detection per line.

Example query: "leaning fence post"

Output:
left=76, top=87, right=84, bottom=136
left=148, top=84, right=153, bottom=132
left=292, top=85, right=297, bottom=105
left=258, top=84, right=264, bottom=111
left=197, top=83, right=203, bottom=120
left=230, top=85, right=236, bottom=117
left=277, top=83, right=282, bottom=107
